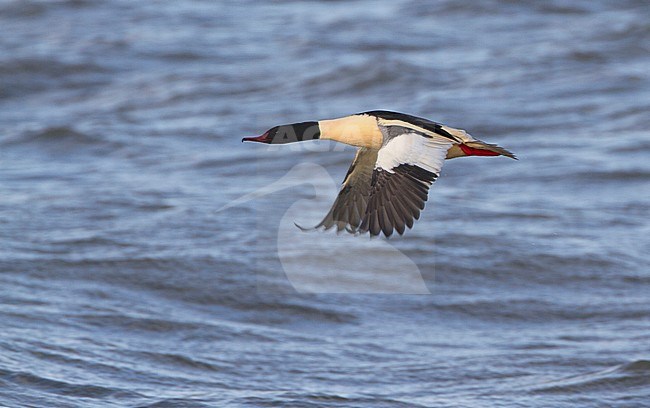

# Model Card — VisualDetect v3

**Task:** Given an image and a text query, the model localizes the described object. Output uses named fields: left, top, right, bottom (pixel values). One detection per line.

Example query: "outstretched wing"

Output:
left=359, top=132, right=453, bottom=237
left=313, top=148, right=377, bottom=233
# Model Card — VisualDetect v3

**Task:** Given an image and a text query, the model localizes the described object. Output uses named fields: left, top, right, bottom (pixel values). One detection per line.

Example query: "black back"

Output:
left=361, top=110, right=456, bottom=141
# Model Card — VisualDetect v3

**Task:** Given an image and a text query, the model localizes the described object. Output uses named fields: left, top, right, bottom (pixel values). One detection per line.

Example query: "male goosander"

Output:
left=243, top=110, right=516, bottom=237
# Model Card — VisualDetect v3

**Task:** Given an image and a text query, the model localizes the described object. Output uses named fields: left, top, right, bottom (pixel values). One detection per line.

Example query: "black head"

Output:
left=242, top=121, right=320, bottom=144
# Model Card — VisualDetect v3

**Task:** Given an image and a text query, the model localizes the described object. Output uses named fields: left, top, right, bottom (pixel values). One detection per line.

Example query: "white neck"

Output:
left=318, top=115, right=383, bottom=149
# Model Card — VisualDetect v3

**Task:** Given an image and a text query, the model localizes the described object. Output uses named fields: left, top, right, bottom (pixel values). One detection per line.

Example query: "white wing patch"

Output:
left=376, top=133, right=453, bottom=174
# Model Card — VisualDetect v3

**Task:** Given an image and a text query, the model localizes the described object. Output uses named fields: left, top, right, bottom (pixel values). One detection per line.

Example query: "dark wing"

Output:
left=360, top=110, right=460, bottom=142
left=359, top=132, right=452, bottom=237
left=313, top=148, right=377, bottom=233
left=360, top=164, right=437, bottom=237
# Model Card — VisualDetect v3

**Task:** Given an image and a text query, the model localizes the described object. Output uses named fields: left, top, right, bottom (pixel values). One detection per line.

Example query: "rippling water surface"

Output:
left=1, top=0, right=649, bottom=406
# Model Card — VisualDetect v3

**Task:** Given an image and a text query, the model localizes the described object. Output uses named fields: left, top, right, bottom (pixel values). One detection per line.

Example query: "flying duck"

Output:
left=243, top=110, right=516, bottom=237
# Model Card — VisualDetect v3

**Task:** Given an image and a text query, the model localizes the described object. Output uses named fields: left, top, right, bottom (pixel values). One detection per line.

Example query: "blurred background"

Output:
left=1, top=0, right=649, bottom=406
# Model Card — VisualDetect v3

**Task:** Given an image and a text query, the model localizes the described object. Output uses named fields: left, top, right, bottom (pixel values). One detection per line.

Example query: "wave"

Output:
left=1, top=126, right=123, bottom=156
left=0, top=0, right=95, bottom=17
left=300, top=58, right=444, bottom=96
left=572, top=169, right=650, bottom=182
left=405, top=294, right=649, bottom=322
left=0, top=58, right=109, bottom=99
left=533, top=360, right=650, bottom=394
left=1, top=255, right=358, bottom=326
left=241, top=393, right=425, bottom=408
left=0, top=367, right=142, bottom=400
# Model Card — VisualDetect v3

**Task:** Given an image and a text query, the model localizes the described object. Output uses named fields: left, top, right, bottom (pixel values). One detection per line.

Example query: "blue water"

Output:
left=1, top=0, right=649, bottom=406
